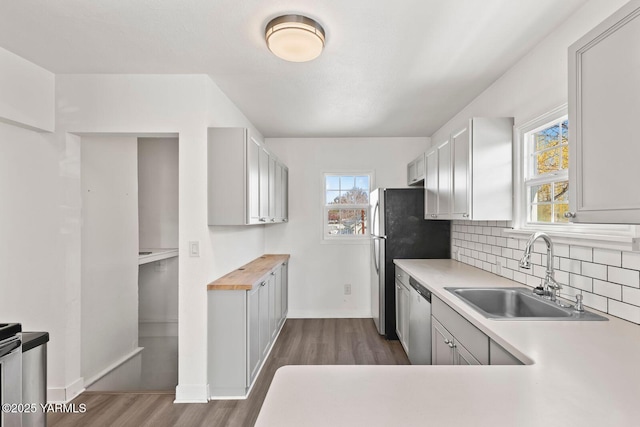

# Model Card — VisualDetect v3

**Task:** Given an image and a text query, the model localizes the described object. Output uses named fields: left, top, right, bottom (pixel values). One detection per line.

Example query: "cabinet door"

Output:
left=259, top=280, right=270, bottom=358
left=268, top=156, right=276, bottom=221
left=437, top=140, right=451, bottom=217
left=281, top=262, right=288, bottom=318
left=259, top=148, right=270, bottom=222
left=456, top=342, right=481, bottom=366
left=395, top=282, right=403, bottom=342
left=274, top=267, right=283, bottom=329
left=282, top=168, right=289, bottom=221
left=407, top=159, right=417, bottom=186
left=247, top=136, right=261, bottom=224
left=275, top=162, right=283, bottom=221
left=451, top=126, right=470, bottom=219
left=569, top=2, right=640, bottom=223
left=248, top=286, right=261, bottom=383
left=415, top=154, right=425, bottom=181
left=268, top=273, right=277, bottom=340
left=399, top=283, right=410, bottom=353
left=424, top=148, right=438, bottom=219
left=431, top=318, right=455, bottom=365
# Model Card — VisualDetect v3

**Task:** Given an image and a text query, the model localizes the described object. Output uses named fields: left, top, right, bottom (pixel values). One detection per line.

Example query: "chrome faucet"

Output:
left=519, top=232, right=561, bottom=301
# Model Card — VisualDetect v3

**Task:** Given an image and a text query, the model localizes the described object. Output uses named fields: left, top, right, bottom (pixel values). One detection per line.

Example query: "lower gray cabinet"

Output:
left=208, top=262, right=288, bottom=399
left=432, top=296, right=488, bottom=365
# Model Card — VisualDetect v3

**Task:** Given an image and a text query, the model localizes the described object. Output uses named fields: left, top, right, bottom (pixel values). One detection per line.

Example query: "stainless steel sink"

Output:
left=445, top=287, right=608, bottom=321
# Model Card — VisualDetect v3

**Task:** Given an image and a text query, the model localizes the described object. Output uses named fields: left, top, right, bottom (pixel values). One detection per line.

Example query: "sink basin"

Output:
left=446, top=287, right=608, bottom=321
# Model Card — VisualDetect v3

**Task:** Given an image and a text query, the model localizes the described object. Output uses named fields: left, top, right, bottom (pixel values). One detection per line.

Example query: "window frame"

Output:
left=321, top=171, right=374, bottom=243
left=512, top=105, right=638, bottom=244
left=523, top=114, right=569, bottom=225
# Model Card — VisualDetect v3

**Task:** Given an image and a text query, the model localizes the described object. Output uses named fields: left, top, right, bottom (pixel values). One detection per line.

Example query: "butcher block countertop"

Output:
left=207, top=254, right=290, bottom=290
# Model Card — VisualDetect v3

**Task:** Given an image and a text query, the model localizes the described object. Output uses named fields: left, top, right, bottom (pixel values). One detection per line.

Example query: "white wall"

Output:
left=80, top=135, right=139, bottom=383
left=138, top=137, right=179, bottom=249
left=0, top=121, right=83, bottom=401
left=264, top=137, right=429, bottom=318
left=137, top=137, right=180, bottom=337
left=429, top=0, right=629, bottom=144
left=0, top=47, right=54, bottom=132
left=53, top=74, right=266, bottom=402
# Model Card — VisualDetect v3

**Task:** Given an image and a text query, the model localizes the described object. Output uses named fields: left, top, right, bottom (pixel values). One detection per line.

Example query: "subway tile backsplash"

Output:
left=451, top=220, right=640, bottom=325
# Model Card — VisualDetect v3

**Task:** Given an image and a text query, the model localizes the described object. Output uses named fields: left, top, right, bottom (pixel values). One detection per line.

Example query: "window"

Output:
left=511, top=106, right=639, bottom=250
left=524, top=116, right=569, bottom=224
left=323, top=173, right=371, bottom=240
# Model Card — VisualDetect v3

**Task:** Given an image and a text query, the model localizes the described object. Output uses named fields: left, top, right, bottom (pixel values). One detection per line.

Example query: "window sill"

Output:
left=504, top=227, right=640, bottom=252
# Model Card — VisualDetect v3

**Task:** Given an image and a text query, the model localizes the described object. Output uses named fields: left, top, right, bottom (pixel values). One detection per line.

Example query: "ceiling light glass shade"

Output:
left=265, top=15, right=325, bottom=62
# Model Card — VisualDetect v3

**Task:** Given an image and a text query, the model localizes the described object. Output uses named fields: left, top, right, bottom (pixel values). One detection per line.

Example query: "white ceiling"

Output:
left=0, top=0, right=590, bottom=138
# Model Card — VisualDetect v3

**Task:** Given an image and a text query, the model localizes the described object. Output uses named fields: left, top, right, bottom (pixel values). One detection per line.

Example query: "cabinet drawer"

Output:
left=432, top=296, right=488, bottom=364
left=395, top=267, right=410, bottom=287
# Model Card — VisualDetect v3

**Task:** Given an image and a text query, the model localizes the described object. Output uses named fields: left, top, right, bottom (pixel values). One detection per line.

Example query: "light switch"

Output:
left=189, top=241, right=200, bottom=257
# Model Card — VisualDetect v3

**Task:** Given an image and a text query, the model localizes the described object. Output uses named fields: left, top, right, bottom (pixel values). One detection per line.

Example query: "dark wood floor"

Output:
left=49, top=318, right=409, bottom=427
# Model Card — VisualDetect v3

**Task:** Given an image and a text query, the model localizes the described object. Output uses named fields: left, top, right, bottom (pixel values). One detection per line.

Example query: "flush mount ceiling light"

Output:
left=265, top=15, right=325, bottom=62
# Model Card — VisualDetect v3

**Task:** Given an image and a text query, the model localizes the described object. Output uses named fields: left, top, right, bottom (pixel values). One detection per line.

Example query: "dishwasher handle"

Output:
left=409, top=277, right=431, bottom=303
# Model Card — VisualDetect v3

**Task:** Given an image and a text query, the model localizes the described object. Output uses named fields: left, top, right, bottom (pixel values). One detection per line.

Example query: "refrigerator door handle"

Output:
left=371, top=234, right=387, bottom=240
left=372, top=238, right=379, bottom=274
left=372, top=200, right=380, bottom=236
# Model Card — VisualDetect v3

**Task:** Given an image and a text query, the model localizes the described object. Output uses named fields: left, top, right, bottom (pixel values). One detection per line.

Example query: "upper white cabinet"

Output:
left=407, top=152, right=426, bottom=186
left=568, top=2, right=640, bottom=224
left=208, top=127, right=289, bottom=225
left=424, top=117, right=513, bottom=221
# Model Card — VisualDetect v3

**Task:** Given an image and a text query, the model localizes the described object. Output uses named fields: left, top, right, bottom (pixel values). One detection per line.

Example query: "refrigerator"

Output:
left=370, top=188, right=450, bottom=339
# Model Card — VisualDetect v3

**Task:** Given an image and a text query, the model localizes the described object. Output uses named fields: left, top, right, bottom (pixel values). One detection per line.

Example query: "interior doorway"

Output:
left=80, top=133, right=179, bottom=392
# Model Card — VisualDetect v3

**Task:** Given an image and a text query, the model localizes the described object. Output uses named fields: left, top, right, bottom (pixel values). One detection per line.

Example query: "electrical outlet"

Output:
left=344, top=284, right=351, bottom=295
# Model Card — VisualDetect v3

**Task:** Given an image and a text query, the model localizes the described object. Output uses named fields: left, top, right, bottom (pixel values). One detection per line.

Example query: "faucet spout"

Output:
left=519, top=232, right=561, bottom=301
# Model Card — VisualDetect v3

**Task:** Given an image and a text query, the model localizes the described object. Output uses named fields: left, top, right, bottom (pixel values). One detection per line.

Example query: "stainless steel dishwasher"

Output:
left=408, top=277, right=432, bottom=365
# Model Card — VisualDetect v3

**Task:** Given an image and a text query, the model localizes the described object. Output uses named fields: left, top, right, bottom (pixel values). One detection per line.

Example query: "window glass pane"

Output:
left=339, top=210, right=356, bottom=235
left=561, top=145, right=568, bottom=170
left=530, top=184, right=552, bottom=203
left=340, top=176, right=355, bottom=190
left=535, top=147, right=561, bottom=175
left=554, top=181, right=569, bottom=202
left=327, top=209, right=340, bottom=235
left=355, top=208, right=368, bottom=235
left=534, top=124, right=561, bottom=151
left=531, top=204, right=552, bottom=223
left=355, top=176, right=370, bottom=191
left=326, top=190, right=340, bottom=204
left=554, top=203, right=570, bottom=223
left=326, top=175, right=340, bottom=190
left=561, top=120, right=568, bottom=145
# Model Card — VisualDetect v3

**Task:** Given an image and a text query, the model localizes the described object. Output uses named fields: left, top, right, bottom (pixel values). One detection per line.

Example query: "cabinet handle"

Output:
left=462, top=213, right=469, bottom=218
left=260, top=281, right=267, bottom=287
left=271, top=272, right=276, bottom=276
left=443, top=338, right=450, bottom=344
left=448, top=342, right=455, bottom=349
left=431, top=214, right=437, bottom=218
left=271, top=218, right=275, bottom=222
left=259, top=217, right=267, bottom=222
left=564, top=212, right=576, bottom=218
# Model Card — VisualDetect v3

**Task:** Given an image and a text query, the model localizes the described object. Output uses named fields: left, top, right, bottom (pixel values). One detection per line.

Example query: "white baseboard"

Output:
left=48, top=377, right=85, bottom=403
left=287, top=310, right=372, bottom=319
left=175, top=384, right=209, bottom=403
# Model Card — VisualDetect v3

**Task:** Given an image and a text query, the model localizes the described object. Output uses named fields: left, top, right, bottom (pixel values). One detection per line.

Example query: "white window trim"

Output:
left=321, top=171, right=374, bottom=245
left=509, top=104, right=640, bottom=251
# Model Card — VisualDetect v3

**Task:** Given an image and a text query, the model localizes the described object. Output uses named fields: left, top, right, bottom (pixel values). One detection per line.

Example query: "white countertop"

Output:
left=255, top=259, right=640, bottom=427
